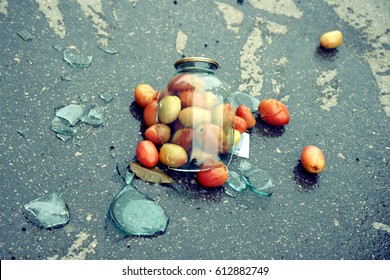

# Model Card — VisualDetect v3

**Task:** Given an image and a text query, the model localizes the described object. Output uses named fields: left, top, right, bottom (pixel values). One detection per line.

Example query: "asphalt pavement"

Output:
left=0, top=0, right=389, bottom=260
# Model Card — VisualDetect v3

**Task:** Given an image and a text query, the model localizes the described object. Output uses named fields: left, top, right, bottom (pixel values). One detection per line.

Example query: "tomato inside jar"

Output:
left=156, top=57, right=235, bottom=171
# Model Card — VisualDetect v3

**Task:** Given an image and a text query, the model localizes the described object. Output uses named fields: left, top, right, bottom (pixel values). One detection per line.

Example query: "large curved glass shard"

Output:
left=108, top=185, right=169, bottom=236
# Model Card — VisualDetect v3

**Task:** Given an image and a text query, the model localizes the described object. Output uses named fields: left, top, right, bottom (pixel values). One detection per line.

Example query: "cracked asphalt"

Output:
left=0, top=0, right=389, bottom=260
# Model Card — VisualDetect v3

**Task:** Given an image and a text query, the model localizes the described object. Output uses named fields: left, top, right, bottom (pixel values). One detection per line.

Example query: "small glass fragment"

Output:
left=55, top=104, right=87, bottom=126
left=246, top=169, right=273, bottom=196
left=108, top=185, right=169, bottom=236
left=17, top=129, right=28, bottom=139
left=81, top=105, right=105, bottom=127
left=50, top=116, right=78, bottom=140
left=239, top=160, right=253, bottom=172
left=79, top=94, right=90, bottom=103
left=56, top=134, right=73, bottom=141
left=110, top=146, right=118, bottom=158
left=24, top=193, right=70, bottom=228
left=226, top=160, right=274, bottom=197
left=61, top=73, right=73, bottom=81
left=226, top=170, right=248, bottom=192
left=50, top=101, right=107, bottom=141
left=17, top=30, right=33, bottom=41
left=99, top=91, right=114, bottom=103
left=63, top=48, right=92, bottom=68
left=230, top=91, right=260, bottom=113
left=116, top=161, right=135, bottom=185
left=99, top=45, right=118, bottom=55
left=53, top=45, right=65, bottom=52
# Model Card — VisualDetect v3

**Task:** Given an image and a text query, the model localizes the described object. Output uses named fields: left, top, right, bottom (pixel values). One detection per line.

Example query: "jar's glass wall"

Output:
left=157, top=57, right=234, bottom=172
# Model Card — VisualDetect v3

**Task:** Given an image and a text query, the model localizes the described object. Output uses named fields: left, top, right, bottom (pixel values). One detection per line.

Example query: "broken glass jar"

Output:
left=108, top=184, right=169, bottom=236
left=157, top=57, right=235, bottom=171
left=24, top=193, right=70, bottom=228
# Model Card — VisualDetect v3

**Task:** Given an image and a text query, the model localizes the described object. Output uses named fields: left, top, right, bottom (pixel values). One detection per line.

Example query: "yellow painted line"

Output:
left=176, top=30, right=188, bottom=54
left=76, top=0, right=109, bottom=46
left=0, top=0, right=8, bottom=15
left=238, top=25, right=264, bottom=97
left=128, top=0, right=139, bottom=6
left=48, top=231, right=97, bottom=260
left=215, top=2, right=244, bottom=34
left=372, top=222, right=390, bottom=234
left=35, top=0, right=66, bottom=38
left=316, top=69, right=340, bottom=111
left=248, top=0, right=303, bottom=19
left=325, top=0, right=390, bottom=116
left=239, top=18, right=287, bottom=97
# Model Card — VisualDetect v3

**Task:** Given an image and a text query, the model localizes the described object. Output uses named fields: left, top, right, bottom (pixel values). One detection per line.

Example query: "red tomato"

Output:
left=134, top=84, right=157, bottom=108
left=258, top=98, right=290, bottom=126
left=178, top=89, right=205, bottom=108
left=236, top=104, right=256, bottom=128
left=195, top=124, right=227, bottom=154
left=144, top=123, right=171, bottom=146
left=171, top=128, right=194, bottom=151
left=136, top=140, right=159, bottom=168
left=143, top=100, right=158, bottom=127
left=234, top=115, right=248, bottom=134
left=197, top=160, right=228, bottom=188
left=167, top=73, right=205, bottom=94
left=301, top=145, right=325, bottom=174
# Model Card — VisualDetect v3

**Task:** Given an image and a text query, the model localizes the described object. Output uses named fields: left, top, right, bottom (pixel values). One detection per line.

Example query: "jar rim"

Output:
left=174, top=57, right=219, bottom=69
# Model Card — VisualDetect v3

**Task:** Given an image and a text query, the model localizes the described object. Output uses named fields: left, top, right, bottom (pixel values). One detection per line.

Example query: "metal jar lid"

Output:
left=174, top=57, right=219, bottom=69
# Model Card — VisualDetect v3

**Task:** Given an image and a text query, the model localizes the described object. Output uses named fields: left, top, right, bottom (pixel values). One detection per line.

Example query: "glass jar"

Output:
left=157, top=57, right=235, bottom=172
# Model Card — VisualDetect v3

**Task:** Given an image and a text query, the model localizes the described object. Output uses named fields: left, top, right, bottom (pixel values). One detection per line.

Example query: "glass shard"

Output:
left=99, top=91, right=114, bottom=103
left=61, top=73, right=73, bottom=81
left=50, top=102, right=107, bottom=141
left=17, top=30, right=33, bottom=41
left=116, top=162, right=135, bottom=185
left=246, top=169, right=273, bottom=196
left=110, top=146, right=118, bottom=158
left=17, top=129, right=29, bottom=139
left=99, top=45, right=118, bottom=55
left=24, top=193, right=70, bottom=228
left=81, top=105, right=105, bottom=127
left=226, top=160, right=274, bottom=197
left=239, top=160, right=253, bottom=172
left=53, top=45, right=65, bottom=52
left=230, top=91, right=260, bottom=113
left=55, top=104, right=87, bottom=126
left=56, top=134, right=73, bottom=141
left=79, top=94, right=90, bottom=103
left=226, top=170, right=248, bottom=192
left=50, top=116, right=78, bottom=140
left=108, top=185, right=169, bottom=236
left=63, top=48, right=92, bottom=68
